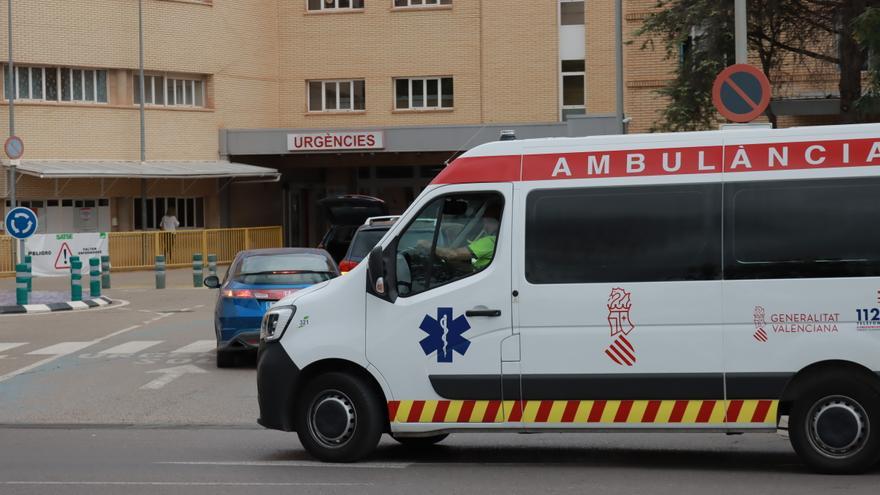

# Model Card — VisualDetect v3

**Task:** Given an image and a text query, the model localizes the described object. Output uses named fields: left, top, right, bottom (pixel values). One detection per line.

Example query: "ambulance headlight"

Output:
left=261, top=305, right=295, bottom=342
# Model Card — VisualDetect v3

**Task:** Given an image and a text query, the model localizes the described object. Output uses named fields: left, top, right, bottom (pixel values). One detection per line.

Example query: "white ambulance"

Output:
left=257, top=123, right=880, bottom=474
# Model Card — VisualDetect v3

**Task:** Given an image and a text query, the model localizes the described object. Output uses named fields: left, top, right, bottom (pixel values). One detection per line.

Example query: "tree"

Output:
left=853, top=6, right=880, bottom=117
left=638, top=0, right=880, bottom=130
left=636, top=1, right=733, bottom=131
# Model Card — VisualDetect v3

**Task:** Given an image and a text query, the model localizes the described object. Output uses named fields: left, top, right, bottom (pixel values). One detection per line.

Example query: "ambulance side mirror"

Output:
left=367, top=245, right=397, bottom=303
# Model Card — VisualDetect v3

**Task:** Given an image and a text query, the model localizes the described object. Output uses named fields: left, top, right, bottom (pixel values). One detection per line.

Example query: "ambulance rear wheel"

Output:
left=392, top=434, right=449, bottom=447
left=789, top=374, right=880, bottom=474
left=295, top=372, right=383, bottom=462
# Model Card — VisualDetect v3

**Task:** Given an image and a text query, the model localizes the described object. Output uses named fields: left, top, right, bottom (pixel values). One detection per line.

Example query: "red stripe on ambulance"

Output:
left=431, top=137, right=880, bottom=185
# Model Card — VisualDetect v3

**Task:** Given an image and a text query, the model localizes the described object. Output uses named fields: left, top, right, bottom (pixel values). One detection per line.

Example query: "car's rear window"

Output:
left=348, top=229, right=388, bottom=260
left=234, top=253, right=336, bottom=285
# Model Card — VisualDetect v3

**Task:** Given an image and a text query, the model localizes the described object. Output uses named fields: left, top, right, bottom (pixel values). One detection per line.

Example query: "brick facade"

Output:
left=0, top=0, right=847, bottom=231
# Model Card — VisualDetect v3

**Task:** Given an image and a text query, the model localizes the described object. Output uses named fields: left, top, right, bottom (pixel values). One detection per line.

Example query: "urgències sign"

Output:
left=287, top=131, right=384, bottom=152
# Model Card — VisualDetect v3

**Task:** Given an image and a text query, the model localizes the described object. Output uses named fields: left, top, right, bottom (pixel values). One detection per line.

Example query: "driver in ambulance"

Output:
left=431, top=202, right=501, bottom=271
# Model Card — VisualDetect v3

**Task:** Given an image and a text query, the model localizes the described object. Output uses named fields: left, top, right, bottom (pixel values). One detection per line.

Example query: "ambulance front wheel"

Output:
left=294, top=372, right=384, bottom=462
left=392, top=434, right=449, bottom=447
left=789, top=373, right=880, bottom=474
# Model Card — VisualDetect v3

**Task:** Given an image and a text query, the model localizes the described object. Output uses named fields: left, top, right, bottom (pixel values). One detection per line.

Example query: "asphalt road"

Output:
left=1, top=271, right=878, bottom=494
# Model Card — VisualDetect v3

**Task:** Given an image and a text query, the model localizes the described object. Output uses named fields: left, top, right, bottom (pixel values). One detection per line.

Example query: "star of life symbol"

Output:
left=753, top=306, right=769, bottom=342
left=604, top=288, right=637, bottom=366
left=419, top=307, right=471, bottom=363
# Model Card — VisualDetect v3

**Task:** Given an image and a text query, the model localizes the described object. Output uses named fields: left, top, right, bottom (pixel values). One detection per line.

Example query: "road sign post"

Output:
left=712, top=64, right=771, bottom=123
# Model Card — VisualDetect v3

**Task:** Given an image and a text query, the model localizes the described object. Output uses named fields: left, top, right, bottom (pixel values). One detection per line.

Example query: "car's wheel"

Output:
left=789, top=372, right=880, bottom=474
left=216, top=349, right=236, bottom=368
left=392, top=434, right=449, bottom=447
left=295, top=372, right=384, bottom=462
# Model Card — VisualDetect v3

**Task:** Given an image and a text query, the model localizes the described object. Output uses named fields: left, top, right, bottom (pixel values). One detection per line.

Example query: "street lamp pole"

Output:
left=7, top=0, right=19, bottom=262
left=735, top=0, right=747, bottom=64
left=138, top=0, right=147, bottom=230
left=614, top=0, right=625, bottom=134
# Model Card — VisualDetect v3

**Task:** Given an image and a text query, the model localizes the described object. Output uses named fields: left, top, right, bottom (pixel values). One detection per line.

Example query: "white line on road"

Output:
left=157, top=460, right=412, bottom=469
left=140, top=365, right=207, bottom=390
left=99, top=341, right=163, bottom=355
left=0, top=325, right=141, bottom=385
left=1, top=481, right=370, bottom=487
left=27, top=342, right=94, bottom=355
left=0, top=343, right=27, bottom=353
left=170, top=340, right=215, bottom=354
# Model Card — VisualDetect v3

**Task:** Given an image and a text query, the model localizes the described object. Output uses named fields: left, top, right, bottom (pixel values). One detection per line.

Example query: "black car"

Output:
left=337, top=215, right=400, bottom=273
left=317, top=195, right=388, bottom=263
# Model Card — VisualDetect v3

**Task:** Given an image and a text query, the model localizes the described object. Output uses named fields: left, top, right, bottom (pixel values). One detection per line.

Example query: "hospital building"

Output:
left=0, top=0, right=842, bottom=246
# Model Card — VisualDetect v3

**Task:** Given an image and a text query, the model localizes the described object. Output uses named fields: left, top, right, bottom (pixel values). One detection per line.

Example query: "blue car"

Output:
left=204, top=248, right=339, bottom=367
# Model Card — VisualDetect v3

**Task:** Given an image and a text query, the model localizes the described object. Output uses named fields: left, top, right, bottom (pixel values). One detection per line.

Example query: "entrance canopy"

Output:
left=10, top=160, right=280, bottom=180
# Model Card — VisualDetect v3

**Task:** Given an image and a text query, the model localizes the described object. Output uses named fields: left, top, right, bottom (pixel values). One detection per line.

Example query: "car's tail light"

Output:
left=223, top=289, right=298, bottom=300
left=223, top=289, right=254, bottom=298
left=339, top=259, right=358, bottom=274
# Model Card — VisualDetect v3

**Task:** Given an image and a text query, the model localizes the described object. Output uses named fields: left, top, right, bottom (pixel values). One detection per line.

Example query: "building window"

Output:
left=3, top=65, right=108, bottom=103
left=308, top=0, right=364, bottom=11
left=394, top=0, right=451, bottom=7
left=560, top=0, right=584, bottom=25
left=134, top=75, right=165, bottom=105
left=308, top=80, right=365, bottom=112
left=133, top=197, right=205, bottom=230
left=134, top=75, right=205, bottom=107
left=394, top=77, right=453, bottom=110
left=561, top=59, right=585, bottom=120
left=525, top=184, right=722, bottom=284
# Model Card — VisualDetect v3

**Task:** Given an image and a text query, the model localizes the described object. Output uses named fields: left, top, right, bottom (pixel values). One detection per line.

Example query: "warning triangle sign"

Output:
left=55, top=242, right=74, bottom=269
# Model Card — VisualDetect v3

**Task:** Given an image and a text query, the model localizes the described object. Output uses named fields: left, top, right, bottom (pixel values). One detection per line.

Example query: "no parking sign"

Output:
left=712, top=64, right=771, bottom=123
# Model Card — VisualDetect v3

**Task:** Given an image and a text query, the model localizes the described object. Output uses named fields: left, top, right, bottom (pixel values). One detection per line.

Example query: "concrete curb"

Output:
left=0, top=296, right=115, bottom=315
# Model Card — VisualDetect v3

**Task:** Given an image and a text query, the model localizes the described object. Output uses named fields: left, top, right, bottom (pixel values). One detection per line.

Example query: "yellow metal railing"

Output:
left=1, top=226, right=283, bottom=275
left=109, top=226, right=284, bottom=270
left=0, top=236, right=14, bottom=275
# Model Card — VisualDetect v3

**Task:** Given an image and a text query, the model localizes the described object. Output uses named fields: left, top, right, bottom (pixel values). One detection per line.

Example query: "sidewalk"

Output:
left=0, top=267, right=226, bottom=293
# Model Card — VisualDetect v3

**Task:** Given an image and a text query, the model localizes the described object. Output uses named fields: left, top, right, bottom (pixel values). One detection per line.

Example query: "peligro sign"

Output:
left=287, top=131, right=384, bottom=152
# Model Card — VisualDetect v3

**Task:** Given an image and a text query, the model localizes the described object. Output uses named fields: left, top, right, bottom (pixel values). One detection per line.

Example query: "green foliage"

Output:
left=853, top=7, right=880, bottom=117
left=637, top=0, right=734, bottom=131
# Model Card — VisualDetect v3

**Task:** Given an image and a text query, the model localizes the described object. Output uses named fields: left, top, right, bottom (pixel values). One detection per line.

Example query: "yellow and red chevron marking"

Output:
left=388, top=399, right=777, bottom=425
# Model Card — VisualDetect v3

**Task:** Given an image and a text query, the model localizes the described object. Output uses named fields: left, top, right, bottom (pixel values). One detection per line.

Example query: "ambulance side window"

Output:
left=395, top=193, right=503, bottom=297
left=525, top=184, right=721, bottom=284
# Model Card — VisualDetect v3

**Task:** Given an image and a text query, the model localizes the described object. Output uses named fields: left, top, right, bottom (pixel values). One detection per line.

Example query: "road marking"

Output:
left=0, top=343, right=27, bottom=353
left=170, top=340, right=215, bottom=354
left=1, top=481, right=370, bottom=487
left=140, top=365, right=207, bottom=390
left=0, top=325, right=141, bottom=384
left=157, top=460, right=412, bottom=469
left=99, top=341, right=163, bottom=355
left=27, top=342, right=93, bottom=355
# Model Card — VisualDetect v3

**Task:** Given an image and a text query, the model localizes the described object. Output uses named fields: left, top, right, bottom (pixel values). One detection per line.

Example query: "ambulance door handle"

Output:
left=466, top=309, right=502, bottom=317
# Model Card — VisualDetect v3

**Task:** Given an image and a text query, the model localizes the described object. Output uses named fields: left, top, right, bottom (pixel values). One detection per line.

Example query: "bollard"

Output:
left=24, top=255, right=33, bottom=293
left=89, top=258, right=101, bottom=298
left=192, top=253, right=203, bottom=288
left=207, top=253, right=217, bottom=278
left=16, top=264, right=29, bottom=305
left=70, top=259, right=83, bottom=302
left=101, top=255, right=111, bottom=289
left=155, top=255, right=166, bottom=289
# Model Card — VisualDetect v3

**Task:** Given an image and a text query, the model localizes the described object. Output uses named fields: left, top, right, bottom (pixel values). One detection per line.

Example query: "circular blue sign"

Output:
left=4, top=207, right=38, bottom=239
left=4, top=135, right=24, bottom=160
